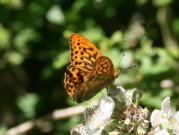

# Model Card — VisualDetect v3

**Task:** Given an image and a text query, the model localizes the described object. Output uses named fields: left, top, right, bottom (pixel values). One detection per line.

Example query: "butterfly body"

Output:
left=64, top=33, right=119, bottom=103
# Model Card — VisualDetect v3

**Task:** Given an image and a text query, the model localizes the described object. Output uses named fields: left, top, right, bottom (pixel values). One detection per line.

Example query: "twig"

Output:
left=157, top=6, right=179, bottom=54
left=6, top=105, right=86, bottom=135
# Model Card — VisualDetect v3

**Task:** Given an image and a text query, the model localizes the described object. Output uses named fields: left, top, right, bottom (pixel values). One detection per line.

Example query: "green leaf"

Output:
left=0, top=24, right=10, bottom=49
left=152, top=0, right=173, bottom=6
left=52, top=50, right=70, bottom=69
left=17, top=93, right=39, bottom=118
left=5, top=51, right=24, bottom=65
left=46, top=5, right=65, bottom=25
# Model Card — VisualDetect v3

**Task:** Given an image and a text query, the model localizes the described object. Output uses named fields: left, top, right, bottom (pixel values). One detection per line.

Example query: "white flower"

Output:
left=71, top=96, right=115, bottom=135
left=85, top=96, right=115, bottom=135
left=150, top=97, right=179, bottom=135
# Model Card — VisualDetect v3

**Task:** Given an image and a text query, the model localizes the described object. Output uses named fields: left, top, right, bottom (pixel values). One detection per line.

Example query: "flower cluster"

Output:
left=150, top=97, right=179, bottom=135
left=71, top=87, right=179, bottom=135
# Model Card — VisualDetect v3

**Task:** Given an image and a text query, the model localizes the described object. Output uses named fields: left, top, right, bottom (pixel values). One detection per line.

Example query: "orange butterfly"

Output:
left=64, top=33, right=119, bottom=103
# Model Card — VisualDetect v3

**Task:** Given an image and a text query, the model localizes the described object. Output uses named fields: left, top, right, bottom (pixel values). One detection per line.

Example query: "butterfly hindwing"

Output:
left=73, top=56, right=115, bottom=102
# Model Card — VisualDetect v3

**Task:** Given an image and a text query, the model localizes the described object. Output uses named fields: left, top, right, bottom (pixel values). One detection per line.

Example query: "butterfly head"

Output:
left=114, top=68, right=120, bottom=78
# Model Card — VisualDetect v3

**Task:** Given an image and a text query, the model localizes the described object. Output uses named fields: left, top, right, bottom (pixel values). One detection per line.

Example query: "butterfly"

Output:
left=64, top=33, right=119, bottom=103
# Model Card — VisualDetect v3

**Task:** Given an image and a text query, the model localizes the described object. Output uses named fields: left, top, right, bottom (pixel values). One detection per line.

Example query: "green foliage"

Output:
left=152, top=0, right=173, bottom=6
left=17, top=93, right=39, bottom=119
left=0, top=0, right=179, bottom=134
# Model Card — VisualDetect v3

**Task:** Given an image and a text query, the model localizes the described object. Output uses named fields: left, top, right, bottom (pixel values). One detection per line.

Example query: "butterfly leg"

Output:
left=107, top=85, right=113, bottom=95
left=107, top=85, right=115, bottom=96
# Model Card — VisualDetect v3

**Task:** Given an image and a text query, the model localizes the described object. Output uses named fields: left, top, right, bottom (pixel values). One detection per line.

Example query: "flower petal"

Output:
left=150, top=109, right=162, bottom=127
left=99, top=96, right=115, bottom=121
left=161, top=97, right=170, bottom=114
left=174, top=111, right=179, bottom=122
left=155, top=129, right=169, bottom=135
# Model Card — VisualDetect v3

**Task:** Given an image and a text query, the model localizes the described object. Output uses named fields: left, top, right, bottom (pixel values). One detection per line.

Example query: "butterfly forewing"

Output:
left=69, top=33, right=102, bottom=73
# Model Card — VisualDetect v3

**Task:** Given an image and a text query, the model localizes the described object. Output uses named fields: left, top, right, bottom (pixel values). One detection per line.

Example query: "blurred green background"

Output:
left=0, top=0, right=179, bottom=134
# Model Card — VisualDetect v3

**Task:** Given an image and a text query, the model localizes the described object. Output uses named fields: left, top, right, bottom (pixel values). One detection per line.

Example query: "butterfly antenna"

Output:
left=117, top=53, right=137, bottom=72
left=117, top=53, right=125, bottom=69
left=120, top=64, right=137, bottom=72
